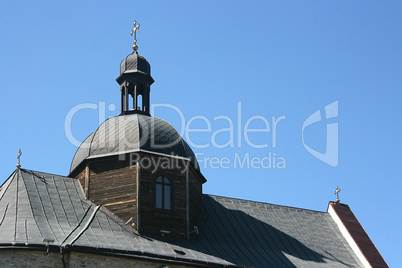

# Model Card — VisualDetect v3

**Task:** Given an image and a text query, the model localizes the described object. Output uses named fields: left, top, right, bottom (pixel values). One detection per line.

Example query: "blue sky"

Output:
left=1, top=1, right=401, bottom=266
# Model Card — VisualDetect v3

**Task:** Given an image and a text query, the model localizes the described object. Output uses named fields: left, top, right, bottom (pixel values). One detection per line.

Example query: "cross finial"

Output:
left=334, top=186, right=341, bottom=203
left=16, top=149, right=22, bottom=169
left=130, top=21, right=140, bottom=51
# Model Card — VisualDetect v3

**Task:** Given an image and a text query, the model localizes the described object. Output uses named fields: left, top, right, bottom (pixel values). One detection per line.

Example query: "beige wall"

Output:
left=0, top=250, right=193, bottom=268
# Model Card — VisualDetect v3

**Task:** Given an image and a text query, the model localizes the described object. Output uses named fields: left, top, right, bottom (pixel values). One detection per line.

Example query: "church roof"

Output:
left=0, top=168, right=365, bottom=267
left=70, top=113, right=199, bottom=174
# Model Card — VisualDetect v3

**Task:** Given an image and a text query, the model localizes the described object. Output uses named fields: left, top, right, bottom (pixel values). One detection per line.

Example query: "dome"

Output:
left=70, top=113, right=199, bottom=174
left=120, top=52, right=151, bottom=76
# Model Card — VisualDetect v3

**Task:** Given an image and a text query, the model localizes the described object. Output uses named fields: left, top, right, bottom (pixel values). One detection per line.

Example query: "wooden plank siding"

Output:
left=138, top=153, right=188, bottom=238
left=189, top=168, right=203, bottom=230
left=72, top=152, right=205, bottom=240
left=75, top=168, right=86, bottom=193
left=89, top=157, right=137, bottom=224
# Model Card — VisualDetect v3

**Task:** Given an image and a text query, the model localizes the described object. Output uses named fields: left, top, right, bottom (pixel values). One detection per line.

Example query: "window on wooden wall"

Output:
left=155, top=176, right=171, bottom=210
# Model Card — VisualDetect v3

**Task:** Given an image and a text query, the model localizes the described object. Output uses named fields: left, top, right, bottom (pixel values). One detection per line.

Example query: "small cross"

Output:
left=17, top=149, right=22, bottom=169
left=334, top=186, right=341, bottom=203
left=130, top=21, right=140, bottom=51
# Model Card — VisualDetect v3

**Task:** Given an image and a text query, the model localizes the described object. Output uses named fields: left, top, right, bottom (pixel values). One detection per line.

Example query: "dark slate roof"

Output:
left=0, top=169, right=363, bottom=267
left=70, top=113, right=199, bottom=174
left=120, top=51, right=151, bottom=76
left=193, top=196, right=363, bottom=267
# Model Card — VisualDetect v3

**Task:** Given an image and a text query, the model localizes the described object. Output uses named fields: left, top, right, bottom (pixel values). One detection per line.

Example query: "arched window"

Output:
left=155, top=176, right=171, bottom=210
left=137, top=94, right=143, bottom=110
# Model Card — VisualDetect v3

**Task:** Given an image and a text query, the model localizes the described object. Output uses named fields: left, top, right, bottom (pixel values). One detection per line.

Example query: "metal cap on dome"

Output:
left=119, top=52, right=152, bottom=77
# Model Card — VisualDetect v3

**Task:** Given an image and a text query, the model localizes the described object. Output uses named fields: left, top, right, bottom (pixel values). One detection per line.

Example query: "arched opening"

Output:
left=137, top=94, right=143, bottom=111
left=128, top=93, right=133, bottom=110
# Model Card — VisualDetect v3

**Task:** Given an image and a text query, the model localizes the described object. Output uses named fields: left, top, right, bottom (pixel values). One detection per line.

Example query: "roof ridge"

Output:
left=61, top=204, right=93, bottom=246
left=134, top=113, right=141, bottom=152
left=205, top=194, right=327, bottom=214
left=18, top=168, right=69, bottom=178
left=18, top=168, right=45, bottom=242
left=68, top=205, right=101, bottom=245
left=0, top=169, right=18, bottom=202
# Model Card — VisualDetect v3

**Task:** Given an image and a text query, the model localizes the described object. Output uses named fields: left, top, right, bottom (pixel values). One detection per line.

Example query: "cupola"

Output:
left=69, top=22, right=205, bottom=240
left=116, top=52, right=154, bottom=115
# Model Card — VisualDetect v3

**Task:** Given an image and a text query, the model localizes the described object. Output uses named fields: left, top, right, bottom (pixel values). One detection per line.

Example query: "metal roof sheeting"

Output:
left=0, top=169, right=363, bottom=267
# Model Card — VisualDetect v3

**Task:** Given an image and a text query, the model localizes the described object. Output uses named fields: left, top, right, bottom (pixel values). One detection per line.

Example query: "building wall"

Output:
left=0, top=250, right=192, bottom=268
left=75, top=168, right=86, bottom=192
left=0, top=250, right=61, bottom=268
left=188, top=167, right=203, bottom=230
left=69, top=251, right=190, bottom=268
left=138, top=153, right=187, bottom=238
left=89, top=156, right=138, bottom=224
left=72, top=152, right=204, bottom=239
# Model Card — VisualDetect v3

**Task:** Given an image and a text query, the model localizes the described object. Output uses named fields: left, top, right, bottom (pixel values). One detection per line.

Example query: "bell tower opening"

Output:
left=119, top=74, right=152, bottom=115
left=137, top=93, right=143, bottom=111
